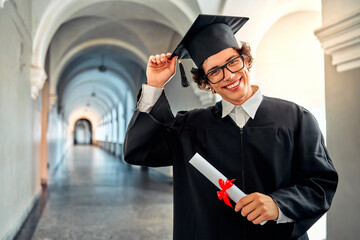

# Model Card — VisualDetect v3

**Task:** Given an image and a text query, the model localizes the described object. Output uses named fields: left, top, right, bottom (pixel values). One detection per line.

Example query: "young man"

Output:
left=124, top=15, right=338, bottom=240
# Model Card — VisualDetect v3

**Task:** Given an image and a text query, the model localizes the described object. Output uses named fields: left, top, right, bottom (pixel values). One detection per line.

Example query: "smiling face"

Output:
left=202, top=48, right=253, bottom=106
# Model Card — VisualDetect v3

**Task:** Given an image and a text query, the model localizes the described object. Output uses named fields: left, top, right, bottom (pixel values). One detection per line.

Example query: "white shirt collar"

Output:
left=221, top=85, right=263, bottom=119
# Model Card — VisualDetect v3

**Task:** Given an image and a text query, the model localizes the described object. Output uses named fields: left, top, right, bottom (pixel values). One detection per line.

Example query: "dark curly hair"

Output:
left=190, top=41, right=253, bottom=92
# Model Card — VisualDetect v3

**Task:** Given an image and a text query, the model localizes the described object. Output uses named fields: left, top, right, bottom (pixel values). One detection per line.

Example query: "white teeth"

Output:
left=225, top=80, right=239, bottom=89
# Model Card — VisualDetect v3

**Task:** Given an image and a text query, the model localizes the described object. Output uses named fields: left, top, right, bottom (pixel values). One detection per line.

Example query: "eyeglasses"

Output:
left=204, top=55, right=245, bottom=84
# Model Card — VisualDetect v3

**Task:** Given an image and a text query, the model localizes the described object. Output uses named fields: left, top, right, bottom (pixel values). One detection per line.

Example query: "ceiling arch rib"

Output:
left=59, top=69, right=129, bottom=110
left=58, top=38, right=148, bottom=70
left=50, top=17, right=150, bottom=74
left=68, top=110, right=99, bottom=132
left=62, top=84, right=115, bottom=114
left=66, top=101, right=104, bottom=120
left=53, top=41, right=147, bottom=112
left=63, top=20, right=150, bottom=61
left=32, top=0, right=195, bottom=99
left=51, top=16, right=189, bottom=85
left=49, top=19, right=177, bottom=109
left=34, top=0, right=184, bottom=67
left=63, top=81, right=120, bottom=109
left=64, top=95, right=107, bottom=120
left=57, top=57, right=137, bottom=104
left=63, top=88, right=113, bottom=117
left=64, top=90, right=110, bottom=112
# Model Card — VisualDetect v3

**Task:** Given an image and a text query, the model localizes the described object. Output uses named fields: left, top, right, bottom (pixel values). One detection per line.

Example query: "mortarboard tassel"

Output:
left=178, top=59, right=190, bottom=87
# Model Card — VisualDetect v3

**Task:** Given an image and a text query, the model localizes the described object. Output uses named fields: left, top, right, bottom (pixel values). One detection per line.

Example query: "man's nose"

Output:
left=224, top=68, right=235, bottom=81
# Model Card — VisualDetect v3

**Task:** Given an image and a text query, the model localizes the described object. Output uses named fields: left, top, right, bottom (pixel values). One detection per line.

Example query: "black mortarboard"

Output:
left=170, top=14, right=249, bottom=87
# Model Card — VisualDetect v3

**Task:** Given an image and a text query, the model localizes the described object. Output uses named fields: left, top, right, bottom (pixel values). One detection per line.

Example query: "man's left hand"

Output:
left=234, top=192, right=279, bottom=224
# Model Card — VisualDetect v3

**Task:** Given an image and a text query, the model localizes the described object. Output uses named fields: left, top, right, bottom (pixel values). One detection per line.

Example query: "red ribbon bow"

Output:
left=217, top=179, right=235, bottom=208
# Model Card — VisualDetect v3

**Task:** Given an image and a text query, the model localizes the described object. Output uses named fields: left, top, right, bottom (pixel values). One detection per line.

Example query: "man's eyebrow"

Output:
left=207, top=55, right=239, bottom=72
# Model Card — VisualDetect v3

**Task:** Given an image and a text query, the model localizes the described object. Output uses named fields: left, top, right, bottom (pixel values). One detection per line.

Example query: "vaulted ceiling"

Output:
left=31, top=0, right=320, bottom=129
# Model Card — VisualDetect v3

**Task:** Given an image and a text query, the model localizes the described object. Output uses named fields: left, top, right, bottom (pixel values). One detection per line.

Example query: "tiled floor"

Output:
left=17, top=145, right=173, bottom=240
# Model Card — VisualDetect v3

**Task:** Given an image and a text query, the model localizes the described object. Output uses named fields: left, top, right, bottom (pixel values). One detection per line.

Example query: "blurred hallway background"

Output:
left=16, top=145, right=173, bottom=240
left=1, top=0, right=359, bottom=239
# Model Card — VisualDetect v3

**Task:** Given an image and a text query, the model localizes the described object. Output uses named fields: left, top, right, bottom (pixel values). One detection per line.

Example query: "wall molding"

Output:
left=315, top=10, right=360, bottom=72
left=31, top=66, right=48, bottom=99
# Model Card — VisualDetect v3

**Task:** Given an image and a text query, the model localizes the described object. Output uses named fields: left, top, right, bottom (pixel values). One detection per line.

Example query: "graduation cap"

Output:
left=170, top=14, right=249, bottom=87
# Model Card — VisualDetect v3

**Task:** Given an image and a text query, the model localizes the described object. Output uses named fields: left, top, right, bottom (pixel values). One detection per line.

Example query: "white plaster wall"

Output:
left=322, top=0, right=360, bottom=25
left=320, top=1, right=360, bottom=239
left=254, top=11, right=325, bottom=113
left=0, top=1, right=42, bottom=239
left=324, top=55, right=360, bottom=240
left=222, top=0, right=321, bottom=57
left=196, top=0, right=223, bottom=14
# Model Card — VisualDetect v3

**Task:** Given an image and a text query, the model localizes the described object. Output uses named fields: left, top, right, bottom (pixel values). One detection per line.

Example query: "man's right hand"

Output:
left=146, top=53, right=177, bottom=88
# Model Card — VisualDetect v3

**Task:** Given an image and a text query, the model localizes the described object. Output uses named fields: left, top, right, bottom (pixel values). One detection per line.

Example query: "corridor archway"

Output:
left=74, top=119, right=92, bottom=145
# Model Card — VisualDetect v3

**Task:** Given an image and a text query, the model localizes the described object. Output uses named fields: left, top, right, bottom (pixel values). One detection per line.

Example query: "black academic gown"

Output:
left=124, top=90, right=338, bottom=240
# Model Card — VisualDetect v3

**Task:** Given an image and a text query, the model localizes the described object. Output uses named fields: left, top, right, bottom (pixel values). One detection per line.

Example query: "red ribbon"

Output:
left=217, top=179, right=235, bottom=208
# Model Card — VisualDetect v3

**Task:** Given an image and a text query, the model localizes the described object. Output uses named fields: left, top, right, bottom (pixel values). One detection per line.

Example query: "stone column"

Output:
left=40, top=80, right=49, bottom=185
left=315, top=2, right=360, bottom=239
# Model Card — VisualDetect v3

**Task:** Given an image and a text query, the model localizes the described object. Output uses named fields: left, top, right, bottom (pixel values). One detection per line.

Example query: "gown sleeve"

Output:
left=269, top=108, right=338, bottom=238
left=123, top=90, right=178, bottom=167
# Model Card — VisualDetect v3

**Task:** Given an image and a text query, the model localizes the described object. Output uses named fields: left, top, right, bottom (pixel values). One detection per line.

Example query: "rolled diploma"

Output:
left=189, top=153, right=266, bottom=225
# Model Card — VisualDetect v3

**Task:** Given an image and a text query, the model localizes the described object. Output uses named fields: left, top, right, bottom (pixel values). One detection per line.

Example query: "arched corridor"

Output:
left=15, top=145, right=173, bottom=240
left=1, top=0, right=360, bottom=239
